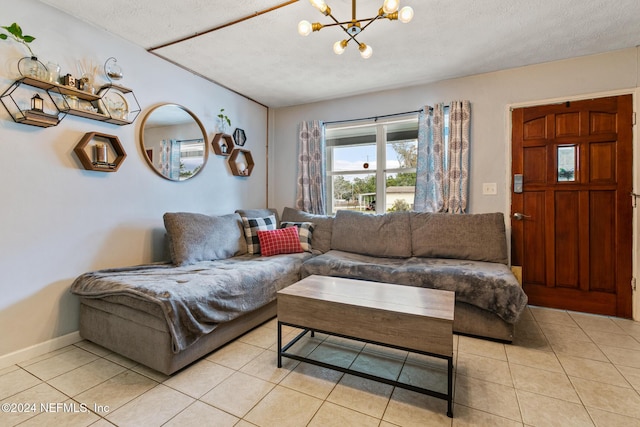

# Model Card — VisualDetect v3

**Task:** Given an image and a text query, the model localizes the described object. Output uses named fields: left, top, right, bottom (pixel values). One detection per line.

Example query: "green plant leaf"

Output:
left=0, top=34, right=7, bottom=40
left=22, top=35, right=35, bottom=43
left=8, top=23, right=22, bottom=38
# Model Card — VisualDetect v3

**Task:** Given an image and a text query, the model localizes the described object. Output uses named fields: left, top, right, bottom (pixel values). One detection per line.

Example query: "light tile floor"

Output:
left=3, top=306, right=640, bottom=426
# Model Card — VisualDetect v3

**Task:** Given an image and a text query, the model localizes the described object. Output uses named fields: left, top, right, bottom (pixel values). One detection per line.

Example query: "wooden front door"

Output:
left=511, top=95, right=634, bottom=317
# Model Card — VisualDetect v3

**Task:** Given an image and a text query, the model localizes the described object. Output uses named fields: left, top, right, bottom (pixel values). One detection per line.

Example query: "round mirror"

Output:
left=140, top=104, right=208, bottom=181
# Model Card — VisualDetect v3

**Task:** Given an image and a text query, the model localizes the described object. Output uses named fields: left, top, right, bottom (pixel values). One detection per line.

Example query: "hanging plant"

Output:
left=0, top=22, right=36, bottom=57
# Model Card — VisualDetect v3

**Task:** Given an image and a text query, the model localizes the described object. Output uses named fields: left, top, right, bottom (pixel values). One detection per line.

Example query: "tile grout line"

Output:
left=7, top=309, right=640, bottom=425
left=532, top=310, right=597, bottom=426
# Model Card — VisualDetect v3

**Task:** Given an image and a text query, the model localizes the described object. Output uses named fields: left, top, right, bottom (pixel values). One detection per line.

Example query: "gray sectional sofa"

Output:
left=293, top=208, right=527, bottom=342
left=70, top=207, right=527, bottom=375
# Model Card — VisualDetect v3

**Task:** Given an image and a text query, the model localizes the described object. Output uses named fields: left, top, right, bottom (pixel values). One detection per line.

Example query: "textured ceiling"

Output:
left=40, top=0, right=640, bottom=108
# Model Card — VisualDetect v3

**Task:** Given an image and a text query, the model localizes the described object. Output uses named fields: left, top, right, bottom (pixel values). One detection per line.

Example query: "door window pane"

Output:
left=557, top=146, right=576, bottom=182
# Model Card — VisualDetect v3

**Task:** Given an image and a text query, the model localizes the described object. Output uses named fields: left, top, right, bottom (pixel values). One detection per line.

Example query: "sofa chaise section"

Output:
left=70, top=211, right=311, bottom=374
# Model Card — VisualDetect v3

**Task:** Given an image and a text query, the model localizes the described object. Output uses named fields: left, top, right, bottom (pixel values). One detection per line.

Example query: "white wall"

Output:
left=271, top=48, right=638, bottom=213
left=0, top=0, right=268, bottom=358
left=270, top=47, right=640, bottom=316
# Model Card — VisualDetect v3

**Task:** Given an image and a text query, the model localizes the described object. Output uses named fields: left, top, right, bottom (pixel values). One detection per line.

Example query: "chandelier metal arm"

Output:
left=325, top=10, right=361, bottom=46
left=338, top=23, right=360, bottom=46
left=315, top=16, right=382, bottom=29
left=359, top=14, right=384, bottom=32
left=299, top=0, right=414, bottom=57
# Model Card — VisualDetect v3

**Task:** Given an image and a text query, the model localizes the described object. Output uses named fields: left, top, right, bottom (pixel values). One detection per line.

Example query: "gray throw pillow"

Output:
left=331, top=210, right=412, bottom=258
left=163, top=212, right=247, bottom=266
left=410, top=212, right=508, bottom=264
left=281, top=207, right=334, bottom=253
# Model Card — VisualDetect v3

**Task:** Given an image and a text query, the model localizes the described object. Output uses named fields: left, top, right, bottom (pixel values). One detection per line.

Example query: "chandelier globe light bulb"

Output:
left=398, top=6, right=414, bottom=23
left=298, top=20, right=313, bottom=36
left=382, top=0, right=400, bottom=14
left=310, top=0, right=328, bottom=14
left=333, top=40, right=347, bottom=55
left=359, top=43, right=373, bottom=59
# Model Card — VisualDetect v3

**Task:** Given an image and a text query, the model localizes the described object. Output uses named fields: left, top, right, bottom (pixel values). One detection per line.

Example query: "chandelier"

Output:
left=297, top=0, right=414, bottom=59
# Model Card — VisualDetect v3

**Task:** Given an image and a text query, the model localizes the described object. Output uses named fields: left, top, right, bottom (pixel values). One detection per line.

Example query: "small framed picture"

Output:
left=233, top=128, right=247, bottom=146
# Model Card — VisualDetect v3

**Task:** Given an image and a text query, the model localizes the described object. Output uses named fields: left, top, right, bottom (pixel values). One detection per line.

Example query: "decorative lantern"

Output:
left=31, top=93, right=43, bottom=112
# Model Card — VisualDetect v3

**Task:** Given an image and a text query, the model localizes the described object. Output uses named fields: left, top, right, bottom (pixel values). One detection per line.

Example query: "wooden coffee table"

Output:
left=277, top=275, right=455, bottom=418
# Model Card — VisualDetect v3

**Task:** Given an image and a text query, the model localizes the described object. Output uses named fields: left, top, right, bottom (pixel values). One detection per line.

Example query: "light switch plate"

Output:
left=482, top=182, right=497, bottom=195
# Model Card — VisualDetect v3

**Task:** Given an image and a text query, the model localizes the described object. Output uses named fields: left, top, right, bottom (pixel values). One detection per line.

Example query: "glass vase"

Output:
left=18, top=56, right=47, bottom=80
left=46, top=62, right=61, bottom=84
left=218, top=118, right=227, bottom=134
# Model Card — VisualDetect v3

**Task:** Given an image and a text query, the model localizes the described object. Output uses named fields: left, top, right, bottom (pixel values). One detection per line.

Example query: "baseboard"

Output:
left=0, top=331, right=82, bottom=370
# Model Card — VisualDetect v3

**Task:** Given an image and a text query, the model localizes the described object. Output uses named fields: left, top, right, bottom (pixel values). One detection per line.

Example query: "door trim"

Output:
left=504, top=88, right=638, bottom=320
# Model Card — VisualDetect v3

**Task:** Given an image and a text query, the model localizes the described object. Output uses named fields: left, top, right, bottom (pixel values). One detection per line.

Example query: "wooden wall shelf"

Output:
left=228, top=148, right=254, bottom=176
left=74, top=132, right=127, bottom=172
left=212, top=133, right=234, bottom=156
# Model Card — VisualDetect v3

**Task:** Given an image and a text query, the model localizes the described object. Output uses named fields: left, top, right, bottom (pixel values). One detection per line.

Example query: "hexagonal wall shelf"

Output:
left=74, top=132, right=126, bottom=172
left=212, top=133, right=234, bottom=156
left=228, top=148, right=254, bottom=176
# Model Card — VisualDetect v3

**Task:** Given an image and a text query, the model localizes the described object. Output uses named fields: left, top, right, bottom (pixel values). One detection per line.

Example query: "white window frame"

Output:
left=325, top=115, right=419, bottom=214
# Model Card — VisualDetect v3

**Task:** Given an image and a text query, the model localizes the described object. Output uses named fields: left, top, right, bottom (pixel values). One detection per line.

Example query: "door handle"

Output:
left=513, top=212, right=531, bottom=220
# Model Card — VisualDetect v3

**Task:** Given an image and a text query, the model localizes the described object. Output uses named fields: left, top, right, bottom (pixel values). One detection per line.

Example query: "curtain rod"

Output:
left=324, top=108, right=427, bottom=125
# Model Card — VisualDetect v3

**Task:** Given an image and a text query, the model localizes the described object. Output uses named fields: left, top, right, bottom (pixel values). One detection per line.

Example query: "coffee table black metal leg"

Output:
left=277, top=321, right=282, bottom=368
left=447, top=356, right=453, bottom=417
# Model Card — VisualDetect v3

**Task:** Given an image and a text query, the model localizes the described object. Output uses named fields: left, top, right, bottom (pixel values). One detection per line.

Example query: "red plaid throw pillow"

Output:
left=257, top=226, right=303, bottom=257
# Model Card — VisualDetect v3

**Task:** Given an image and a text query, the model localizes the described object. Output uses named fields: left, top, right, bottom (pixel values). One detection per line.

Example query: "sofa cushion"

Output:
left=163, top=212, right=247, bottom=266
left=258, top=227, right=303, bottom=257
left=331, top=210, right=412, bottom=258
left=281, top=207, right=333, bottom=253
left=236, top=208, right=280, bottom=226
left=410, top=212, right=508, bottom=264
left=300, top=250, right=527, bottom=324
left=71, top=252, right=313, bottom=352
left=242, top=215, right=277, bottom=254
left=280, top=221, right=314, bottom=252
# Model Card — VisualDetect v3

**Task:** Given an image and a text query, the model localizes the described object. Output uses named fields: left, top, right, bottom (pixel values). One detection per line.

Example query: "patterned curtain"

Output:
left=446, top=100, right=471, bottom=213
left=415, top=104, right=445, bottom=212
left=415, top=101, right=470, bottom=213
left=295, top=120, right=326, bottom=214
left=160, top=140, right=170, bottom=177
left=160, top=139, right=181, bottom=180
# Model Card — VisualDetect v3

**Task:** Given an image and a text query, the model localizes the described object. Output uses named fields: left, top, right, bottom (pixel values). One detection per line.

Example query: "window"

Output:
left=325, top=108, right=450, bottom=214
left=325, top=116, right=419, bottom=214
